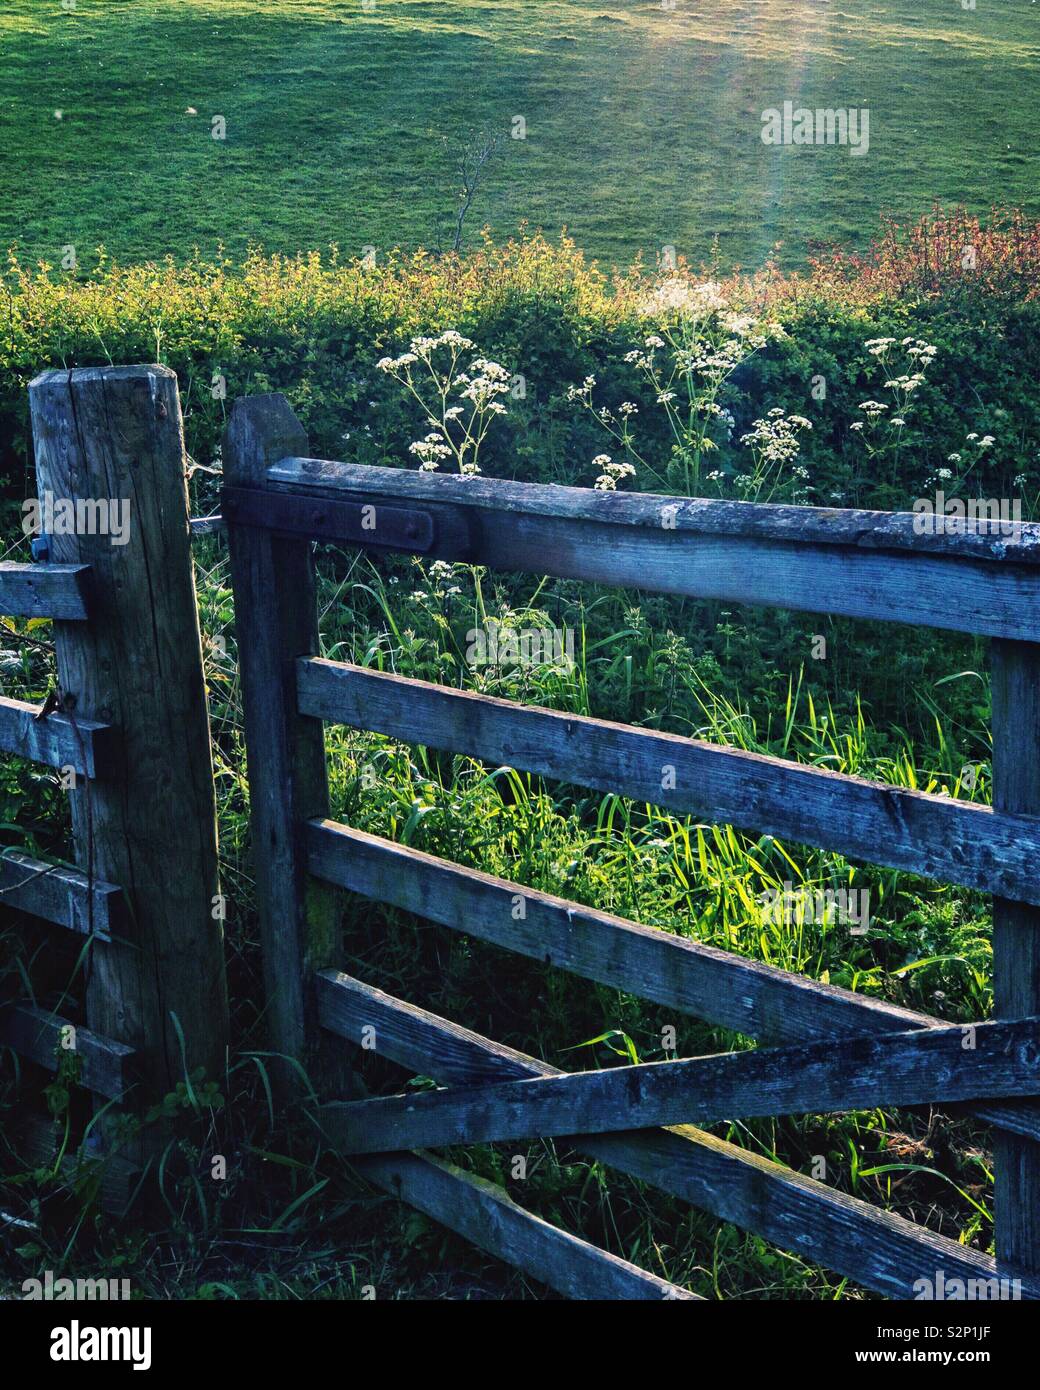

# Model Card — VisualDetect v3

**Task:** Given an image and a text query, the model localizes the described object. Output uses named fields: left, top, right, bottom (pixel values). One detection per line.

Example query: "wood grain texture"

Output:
left=29, top=364, right=227, bottom=1092
left=299, top=659, right=1040, bottom=906
left=267, top=457, right=1040, bottom=640
left=307, top=817, right=927, bottom=1039
left=0, top=694, right=114, bottom=775
left=317, top=971, right=1040, bottom=1299
left=0, top=562, right=91, bottom=619
left=223, top=394, right=336, bottom=1083
left=222, top=485, right=437, bottom=551
left=305, top=818, right=1040, bottom=1140
left=992, top=639, right=1040, bottom=1274
left=0, top=850, right=125, bottom=940
left=270, top=457, right=1040, bottom=563
left=324, top=1016, right=1040, bottom=1155
left=358, top=1149, right=698, bottom=1299
left=0, top=1002, right=134, bottom=1100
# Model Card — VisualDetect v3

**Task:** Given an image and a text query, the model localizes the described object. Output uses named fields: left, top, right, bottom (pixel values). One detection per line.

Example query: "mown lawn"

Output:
left=0, top=0, right=1037, bottom=270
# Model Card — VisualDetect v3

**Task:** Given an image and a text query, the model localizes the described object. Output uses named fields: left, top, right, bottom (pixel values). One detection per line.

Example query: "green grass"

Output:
left=1, top=0, right=1038, bottom=270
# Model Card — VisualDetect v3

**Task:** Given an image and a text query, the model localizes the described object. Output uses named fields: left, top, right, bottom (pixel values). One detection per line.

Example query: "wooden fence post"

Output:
left=223, top=394, right=336, bottom=1092
left=28, top=365, right=228, bottom=1102
left=991, top=637, right=1040, bottom=1278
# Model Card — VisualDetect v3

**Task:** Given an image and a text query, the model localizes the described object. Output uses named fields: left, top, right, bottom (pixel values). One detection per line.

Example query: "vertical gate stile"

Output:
left=991, top=637, right=1040, bottom=1277
left=222, top=393, right=337, bottom=1099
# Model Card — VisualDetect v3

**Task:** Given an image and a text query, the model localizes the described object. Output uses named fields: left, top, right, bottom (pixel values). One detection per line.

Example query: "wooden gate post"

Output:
left=28, top=365, right=228, bottom=1102
left=992, top=638, right=1040, bottom=1278
left=222, top=394, right=336, bottom=1094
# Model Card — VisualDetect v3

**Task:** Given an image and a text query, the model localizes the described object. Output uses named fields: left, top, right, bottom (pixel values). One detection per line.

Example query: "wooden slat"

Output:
left=0, top=851, right=125, bottom=940
left=307, top=818, right=927, bottom=1038
left=267, top=457, right=1040, bottom=640
left=991, top=639, right=1040, bottom=1274
left=359, top=1150, right=697, bottom=1299
left=305, top=818, right=1040, bottom=1140
left=299, top=659, right=1040, bottom=906
left=0, top=562, right=91, bottom=619
left=0, top=1003, right=134, bottom=1101
left=324, top=1016, right=1040, bottom=1156
left=318, top=971, right=1040, bottom=1299
left=0, top=694, right=114, bottom=776
left=270, top=458, right=1040, bottom=564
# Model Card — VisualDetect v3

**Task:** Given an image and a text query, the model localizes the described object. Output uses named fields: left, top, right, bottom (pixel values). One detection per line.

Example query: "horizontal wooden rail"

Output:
left=305, top=818, right=1040, bottom=1140
left=325, top=1016, right=1040, bottom=1156
left=266, top=457, right=1040, bottom=640
left=318, top=971, right=1040, bottom=1300
left=0, top=851, right=125, bottom=940
left=0, top=695, right=115, bottom=776
left=0, top=1002, right=134, bottom=1100
left=359, top=1149, right=696, bottom=1299
left=272, top=458, right=1040, bottom=563
left=0, top=562, right=91, bottom=620
left=299, top=660, right=1040, bottom=906
left=307, top=817, right=926, bottom=1037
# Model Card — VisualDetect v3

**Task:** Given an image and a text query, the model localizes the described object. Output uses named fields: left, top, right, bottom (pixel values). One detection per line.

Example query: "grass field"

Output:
left=1, top=0, right=1038, bottom=271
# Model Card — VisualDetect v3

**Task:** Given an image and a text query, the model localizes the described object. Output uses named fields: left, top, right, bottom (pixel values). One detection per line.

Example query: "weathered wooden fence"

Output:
left=221, top=389, right=1040, bottom=1300
left=1, top=365, right=227, bottom=1193
left=5, top=365, right=1040, bottom=1298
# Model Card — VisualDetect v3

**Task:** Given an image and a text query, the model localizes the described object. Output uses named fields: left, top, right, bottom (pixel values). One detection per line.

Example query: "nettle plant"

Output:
left=377, top=330, right=511, bottom=476
left=566, top=277, right=809, bottom=502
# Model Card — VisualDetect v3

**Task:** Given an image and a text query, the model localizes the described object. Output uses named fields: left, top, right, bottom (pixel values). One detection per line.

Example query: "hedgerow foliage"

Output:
left=2, top=210, right=1039, bottom=524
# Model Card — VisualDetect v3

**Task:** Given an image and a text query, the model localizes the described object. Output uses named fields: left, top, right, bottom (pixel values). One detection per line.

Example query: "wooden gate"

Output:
left=223, top=389, right=1040, bottom=1300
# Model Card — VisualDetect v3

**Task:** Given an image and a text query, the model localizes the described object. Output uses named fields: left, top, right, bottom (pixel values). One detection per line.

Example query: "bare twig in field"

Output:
left=449, top=127, right=501, bottom=253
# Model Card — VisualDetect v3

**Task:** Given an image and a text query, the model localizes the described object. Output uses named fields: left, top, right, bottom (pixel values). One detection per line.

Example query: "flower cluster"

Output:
left=409, top=432, right=453, bottom=469
left=407, top=557, right=465, bottom=606
left=569, top=286, right=787, bottom=498
left=738, top=410, right=813, bottom=502
left=740, top=409, right=813, bottom=461
left=849, top=338, right=939, bottom=486
left=637, top=277, right=728, bottom=320
left=924, top=431, right=998, bottom=491
left=378, top=330, right=510, bottom=476
left=459, top=357, right=511, bottom=411
left=592, top=455, right=637, bottom=491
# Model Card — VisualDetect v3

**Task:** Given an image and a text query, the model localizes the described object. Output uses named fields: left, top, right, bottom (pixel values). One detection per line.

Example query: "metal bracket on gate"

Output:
left=221, top=486, right=436, bottom=554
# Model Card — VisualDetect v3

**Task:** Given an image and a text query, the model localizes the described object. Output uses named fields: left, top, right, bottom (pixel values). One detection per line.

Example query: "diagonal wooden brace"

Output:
left=323, top=1015, right=1040, bottom=1156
